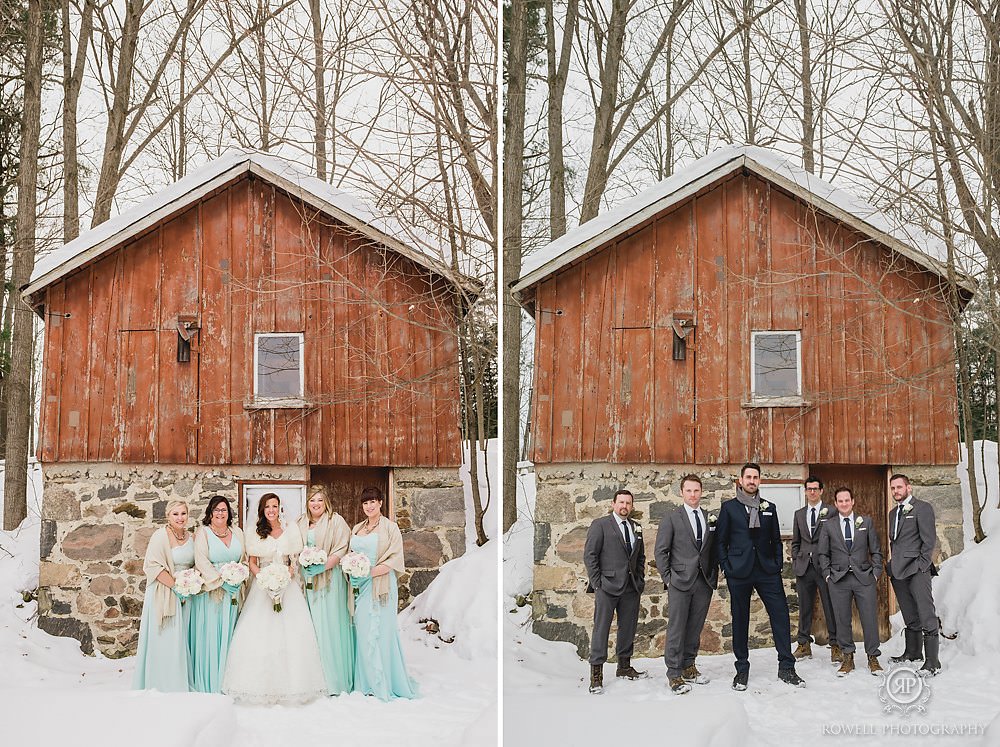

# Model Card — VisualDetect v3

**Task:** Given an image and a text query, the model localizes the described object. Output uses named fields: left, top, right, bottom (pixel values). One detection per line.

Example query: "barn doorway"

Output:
left=808, top=464, right=890, bottom=642
left=310, top=466, right=391, bottom=528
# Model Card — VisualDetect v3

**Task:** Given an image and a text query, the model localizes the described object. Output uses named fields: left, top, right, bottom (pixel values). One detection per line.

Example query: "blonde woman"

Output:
left=350, top=486, right=418, bottom=700
left=133, top=499, right=195, bottom=691
left=190, top=496, right=247, bottom=693
left=297, top=485, right=354, bottom=694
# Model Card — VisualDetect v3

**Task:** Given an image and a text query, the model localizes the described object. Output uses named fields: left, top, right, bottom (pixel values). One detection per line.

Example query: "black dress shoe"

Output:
left=778, top=668, right=806, bottom=687
left=732, top=671, right=748, bottom=691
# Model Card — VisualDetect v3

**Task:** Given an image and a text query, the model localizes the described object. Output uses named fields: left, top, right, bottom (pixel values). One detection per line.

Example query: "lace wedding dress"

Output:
left=221, top=528, right=327, bottom=705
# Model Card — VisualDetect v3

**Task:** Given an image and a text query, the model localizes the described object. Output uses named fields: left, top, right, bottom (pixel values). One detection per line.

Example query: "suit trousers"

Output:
left=828, top=574, right=881, bottom=656
left=726, top=562, right=794, bottom=673
left=890, top=570, right=938, bottom=634
left=664, top=577, right=713, bottom=678
left=589, top=587, right=640, bottom=666
left=795, top=563, right=837, bottom=644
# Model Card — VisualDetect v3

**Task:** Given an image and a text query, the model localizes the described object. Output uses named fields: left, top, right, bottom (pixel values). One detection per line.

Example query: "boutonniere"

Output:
left=759, top=501, right=769, bottom=511
left=633, top=524, right=643, bottom=536
left=707, top=513, right=718, bottom=525
left=902, top=504, right=913, bottom=514
left=855, top=516, right=864, bottom=529
left=819, top=507, right=829, bottom=518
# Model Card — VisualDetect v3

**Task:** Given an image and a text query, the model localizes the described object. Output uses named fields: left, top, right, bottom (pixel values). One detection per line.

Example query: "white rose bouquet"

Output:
left=341, top=551, right=371, bottom=595
left=218, top=561, right=250, bottom=605
left=256, top=563, right=290, bottom=612
left=173, top=568, right=204, bottom=604
left=298, top=547, right=329, bottom=589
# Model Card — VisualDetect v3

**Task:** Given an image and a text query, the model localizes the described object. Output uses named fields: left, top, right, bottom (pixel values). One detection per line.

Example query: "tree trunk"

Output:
left=794, top=0, right=815, bottom=173
left=4, top=0, right=43, bottom=530
left=545, top=0, right=577, bottom=240
left=62, top=0, right=95, bottom=242
left=310, top=0, right=327, bottom=181
left=502, top=0, right=529, bottom=533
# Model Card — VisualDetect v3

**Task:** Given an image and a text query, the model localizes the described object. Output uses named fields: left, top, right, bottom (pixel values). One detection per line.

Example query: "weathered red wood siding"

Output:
left=38, top=174, right=462, bottom=467
left=529, top=172, right=959, bottom=466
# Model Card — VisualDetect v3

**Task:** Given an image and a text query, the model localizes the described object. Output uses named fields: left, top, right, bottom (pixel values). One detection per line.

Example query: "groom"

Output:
left=717, top=463, right=804, bottom=690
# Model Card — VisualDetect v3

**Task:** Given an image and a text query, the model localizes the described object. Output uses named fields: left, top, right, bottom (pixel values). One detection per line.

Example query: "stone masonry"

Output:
left=39, top=463, right=465, bottom=657
left=531, top=462, right=962, bottom=661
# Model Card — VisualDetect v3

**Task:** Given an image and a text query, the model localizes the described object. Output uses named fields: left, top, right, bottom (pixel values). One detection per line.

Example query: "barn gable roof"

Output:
left=24, top=150, right=479, bottom=308
left=512, top=145, right=976, bottom=300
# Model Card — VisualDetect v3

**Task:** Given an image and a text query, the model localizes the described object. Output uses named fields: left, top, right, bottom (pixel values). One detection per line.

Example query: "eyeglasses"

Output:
left=805, top=487, right=821, bottom=492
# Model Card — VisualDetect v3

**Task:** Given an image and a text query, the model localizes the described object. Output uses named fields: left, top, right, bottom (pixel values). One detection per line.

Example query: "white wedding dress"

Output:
left=222, top=528, right=327, bottom=705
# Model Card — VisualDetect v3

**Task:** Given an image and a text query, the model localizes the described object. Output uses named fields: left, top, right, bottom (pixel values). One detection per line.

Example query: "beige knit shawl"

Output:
left=350, top=517, right=405, bottom=611
left=193, top=526, right=248, bottom=604
left=143, top=527, right=185, bottom=629
left=295, top=511, right=351, bottom=593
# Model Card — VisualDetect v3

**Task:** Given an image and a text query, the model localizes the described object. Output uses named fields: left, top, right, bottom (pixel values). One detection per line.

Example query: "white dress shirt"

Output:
left=686, top=506, right=704, bottom=541
left=839, top=512, right=856, bottom=542
left=893, top=496, right=913, bottom=540
left=615, top=515, right=632, bottom=546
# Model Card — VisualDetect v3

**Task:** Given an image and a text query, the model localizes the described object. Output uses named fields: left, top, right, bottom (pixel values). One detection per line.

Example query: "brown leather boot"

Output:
left=831, top=644, right=843, bottom=663
left=616, top=657, right=648, bottom=679
left=837, top=653, right=855, bottom=676
left=589, top=664, right=603, bottom=694
left=669, top=676, right=691, bottom=694
left=793, top=641, right=812, bottom=660
left=868, top=655, right=883, bottom=675
left=682, top=665, right=709, bottom=684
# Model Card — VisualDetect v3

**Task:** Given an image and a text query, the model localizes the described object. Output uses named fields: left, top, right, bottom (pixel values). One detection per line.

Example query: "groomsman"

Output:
left=717, top=463, right=804, bottom=690
left=817, top=487, right=883, bottom=676
left=887, top=474, right=941, bottom=676
left=583, top=489, right=647, bottom=694
left=791, top=477, right=840, bottom=663
left=654, top=474, right=719, bottom=694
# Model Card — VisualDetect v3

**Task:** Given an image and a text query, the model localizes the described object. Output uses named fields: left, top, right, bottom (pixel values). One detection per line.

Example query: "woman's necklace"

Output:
left=169, top=525, right=187, bottom=542
left=211, top=525, right=230, bottom=539
left=363, top=518, right=380, bottom=535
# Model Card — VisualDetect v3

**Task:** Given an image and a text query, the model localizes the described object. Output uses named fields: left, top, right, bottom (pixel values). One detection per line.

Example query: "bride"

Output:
left=222, top=493, right=327, bottom=705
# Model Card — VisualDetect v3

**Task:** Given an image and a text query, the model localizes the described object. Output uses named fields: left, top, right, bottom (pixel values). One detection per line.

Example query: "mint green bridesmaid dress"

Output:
left=189, top=532, right=243, bottom=693
left=304, top=528, right=355, bottom=695
left=350, top=533, right=419, bottom=701
left=132, top=539, right=194, bottom=692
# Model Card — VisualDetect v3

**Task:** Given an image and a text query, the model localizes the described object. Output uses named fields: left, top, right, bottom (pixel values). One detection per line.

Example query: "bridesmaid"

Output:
left=349, top=486, right=418, bottom=701
left=296, top=485, right=354, bottom=695
left=190, top=495, right=246, bottom=693
left=133, top=499, right=195, bottom=691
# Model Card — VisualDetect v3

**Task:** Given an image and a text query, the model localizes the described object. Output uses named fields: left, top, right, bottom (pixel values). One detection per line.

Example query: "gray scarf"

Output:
left=736, top=487, right=762, bottom=529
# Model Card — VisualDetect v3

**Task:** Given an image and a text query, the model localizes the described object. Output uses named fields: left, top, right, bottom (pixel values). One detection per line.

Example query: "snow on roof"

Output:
left=24, top=150, right=477, bottom=304
left=513, top=145, right=975, bottom=298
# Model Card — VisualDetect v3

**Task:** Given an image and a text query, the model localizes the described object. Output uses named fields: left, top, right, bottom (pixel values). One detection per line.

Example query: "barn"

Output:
left=23, top=151, right=476, bottom=656
left=511, top=145, right=973, bottom=660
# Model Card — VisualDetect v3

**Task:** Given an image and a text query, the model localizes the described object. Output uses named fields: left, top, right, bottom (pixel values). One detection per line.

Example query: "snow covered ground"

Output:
left=504, top=451, right=1000, bottom=746
left=0, top=442, right=497, bottom=747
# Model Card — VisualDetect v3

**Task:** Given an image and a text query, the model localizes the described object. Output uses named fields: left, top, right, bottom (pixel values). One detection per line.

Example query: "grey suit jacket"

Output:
left=584, top=513, right=646, bottom=596
left=654, top=505, right=719, bottom=592
left=791, top=502, right=836, bottom=576
left=818, top=514, right=883, bottom=585
left=887, top=498, right=936, bottom=579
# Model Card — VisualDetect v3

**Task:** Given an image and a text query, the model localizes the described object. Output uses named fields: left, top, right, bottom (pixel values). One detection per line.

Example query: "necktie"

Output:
left=894, top=506, right=901, bottom=541
left=809, top=507, right=817, bottom=537
left=694, top=510, right=703, bottom=549
left=844, top=517, right=853, bottom=551
left=622, top=520, right=632, bottom=554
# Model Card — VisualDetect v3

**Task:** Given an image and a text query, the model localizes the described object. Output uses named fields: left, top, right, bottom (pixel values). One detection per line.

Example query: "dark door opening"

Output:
left=310, top=466, right=391, bottom=529
left=808, top=464, right=890, bottom=642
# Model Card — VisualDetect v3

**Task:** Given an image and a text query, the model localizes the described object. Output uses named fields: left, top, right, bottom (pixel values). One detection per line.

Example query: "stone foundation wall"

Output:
left=530, top=462, right=962, bottom=661
left=38, top=462, right=464, bottom=657
left=392, top=467, right=467, bottom=606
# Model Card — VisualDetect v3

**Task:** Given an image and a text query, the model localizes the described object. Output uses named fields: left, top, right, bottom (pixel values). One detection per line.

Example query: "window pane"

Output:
left=257, top=335, right=301, bottom=398
left=753, top=333, right=798, bottom=397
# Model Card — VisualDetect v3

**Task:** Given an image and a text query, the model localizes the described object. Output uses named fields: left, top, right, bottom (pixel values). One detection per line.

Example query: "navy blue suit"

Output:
left=717, top=495, right=795, bottom=673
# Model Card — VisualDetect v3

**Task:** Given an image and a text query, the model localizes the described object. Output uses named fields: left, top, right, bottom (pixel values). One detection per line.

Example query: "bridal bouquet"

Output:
left=173, top=568, right=204, bottom=604
left=256, top=563, right=290, bottom=612
left=298, top=547, right=328, bottom=590
left=219, top=561, right=250, bottom=605
left=341, top=551, right=371, bottom=595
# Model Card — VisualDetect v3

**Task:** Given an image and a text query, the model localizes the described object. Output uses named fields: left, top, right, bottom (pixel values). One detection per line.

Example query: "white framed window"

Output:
left=750, top=330, right=802, bottom=404
left=240, top=482, right=307, bottom=530
left=758, top=482, right=805, bottom=536
left=253, top=333, right=305, bottom=406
